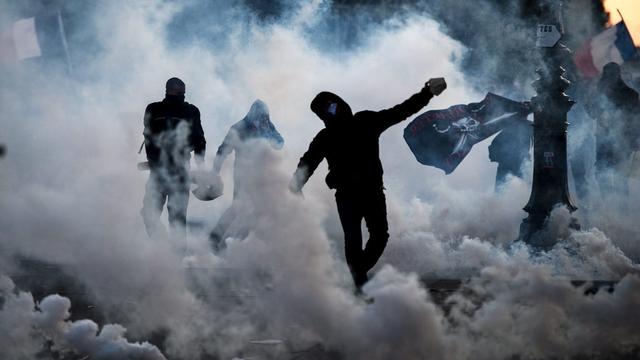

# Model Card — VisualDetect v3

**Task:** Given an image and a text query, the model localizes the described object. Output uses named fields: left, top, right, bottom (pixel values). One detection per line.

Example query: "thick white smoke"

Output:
left=0, top=275, right=166, bottom=359
left=1, top=1, right=639, bottom=359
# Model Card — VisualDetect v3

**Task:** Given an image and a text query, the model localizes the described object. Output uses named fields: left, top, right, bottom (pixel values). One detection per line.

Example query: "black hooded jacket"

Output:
left=143, top=96, right=206, bottom=171
left=293, top=89, right=433, bottom=191
left=590, top=63, right=640, bottom=166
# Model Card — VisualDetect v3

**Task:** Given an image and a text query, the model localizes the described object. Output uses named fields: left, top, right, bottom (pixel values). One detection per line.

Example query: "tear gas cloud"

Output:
left=1, top=1, right=639, bottom=359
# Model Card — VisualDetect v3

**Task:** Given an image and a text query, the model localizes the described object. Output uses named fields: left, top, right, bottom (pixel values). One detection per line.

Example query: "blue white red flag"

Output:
left=574, top=21, right=638, bottom=79
left=0, top=12, right=70, bottom=67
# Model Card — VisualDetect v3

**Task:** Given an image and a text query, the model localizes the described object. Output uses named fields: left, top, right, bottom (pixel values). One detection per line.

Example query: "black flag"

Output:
left=403, top=93, right=531, bottom=174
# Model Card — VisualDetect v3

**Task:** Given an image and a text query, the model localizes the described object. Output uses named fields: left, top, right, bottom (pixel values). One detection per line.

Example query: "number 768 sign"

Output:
left=536, top=24, right=561, bottom=48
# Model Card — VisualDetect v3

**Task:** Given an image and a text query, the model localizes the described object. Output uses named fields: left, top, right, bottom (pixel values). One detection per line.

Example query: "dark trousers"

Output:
left=335, top=187, right=389, bottom=288
left=141, top=170, right=189, bottom=241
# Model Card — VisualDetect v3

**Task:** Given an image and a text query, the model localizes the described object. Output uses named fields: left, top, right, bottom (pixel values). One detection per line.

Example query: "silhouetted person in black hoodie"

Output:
left=488, top=119, right=532, bottom=190
left=141, top=77, right=206, bottom=241
left=588, top=62, right=640, bottom=194
left=290, top=78, right=447, bottom=290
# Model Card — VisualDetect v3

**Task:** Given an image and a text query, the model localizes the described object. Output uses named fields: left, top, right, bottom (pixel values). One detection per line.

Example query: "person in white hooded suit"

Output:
left=209, top=99, right=284, bottom=251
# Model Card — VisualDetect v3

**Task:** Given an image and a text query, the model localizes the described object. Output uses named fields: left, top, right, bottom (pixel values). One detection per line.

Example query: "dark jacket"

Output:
left=590, top=63, right=640, bottom=167
left=293, top=89, right=433, bottom=191
left=143, top=96, right=206, bottom=171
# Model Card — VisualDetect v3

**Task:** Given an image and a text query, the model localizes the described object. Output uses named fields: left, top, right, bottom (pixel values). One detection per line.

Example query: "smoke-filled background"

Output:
left=1, top=0, right=640, bottom=359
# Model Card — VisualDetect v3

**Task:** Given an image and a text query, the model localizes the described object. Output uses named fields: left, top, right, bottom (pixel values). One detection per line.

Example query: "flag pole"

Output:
left=616, top=8, right=625, bottom=24
left=56, top=10, right=72, bottom=75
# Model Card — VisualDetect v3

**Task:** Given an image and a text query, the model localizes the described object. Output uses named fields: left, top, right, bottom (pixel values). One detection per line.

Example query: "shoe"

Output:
left=354, top=287, right=375, bottom=304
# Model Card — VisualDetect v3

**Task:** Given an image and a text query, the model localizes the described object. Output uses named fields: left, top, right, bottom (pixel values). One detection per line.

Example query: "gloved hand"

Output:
left=426, top=77, right=447, bottom=96
left=194, top=155, right=206, bottom=170
left=137, top=161, right=151, bottom=171
left=521, top=101, right=533, bottom=115
left=288, top=178, right=305, bottom=198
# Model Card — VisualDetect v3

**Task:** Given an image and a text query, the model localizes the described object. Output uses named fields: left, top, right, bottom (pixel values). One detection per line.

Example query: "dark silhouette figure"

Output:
left=290, top=79, right=446, bottom=290
left=488, top=119, right=532, bottom=190
left=141, top=77, right=206, bottom=241
left=209, top=100, right=284, bottom=251
left=588, top=62, right=640, bottom=194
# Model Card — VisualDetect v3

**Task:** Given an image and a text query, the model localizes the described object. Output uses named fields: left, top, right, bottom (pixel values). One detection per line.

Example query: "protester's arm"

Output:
left=143, top=105, right=161, bottom=168
left=289, top=131, right=326, bottom=193
left=191, top=107, right=206, bottom=168
left=212, top=128, right=236, bottom=174
left=374, top=88, right=433, bottom=132
left=375, top=78, right=446, bottom=133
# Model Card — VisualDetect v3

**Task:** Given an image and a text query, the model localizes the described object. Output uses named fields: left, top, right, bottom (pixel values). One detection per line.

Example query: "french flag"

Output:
left=0, top=12, right=70, bottom=67
left=574, top=21, right=638, bottom=79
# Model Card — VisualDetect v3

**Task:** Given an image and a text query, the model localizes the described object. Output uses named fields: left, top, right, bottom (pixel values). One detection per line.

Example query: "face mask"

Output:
left=166, top=94, right=185, bottom=103
left=326, top=102, right=338, bottom=116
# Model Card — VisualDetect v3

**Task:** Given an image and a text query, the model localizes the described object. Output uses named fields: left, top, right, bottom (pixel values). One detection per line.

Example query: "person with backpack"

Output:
left=141, top=77, right=207, bottom=241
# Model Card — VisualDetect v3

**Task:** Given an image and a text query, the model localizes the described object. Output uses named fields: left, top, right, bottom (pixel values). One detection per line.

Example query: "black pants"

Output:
left=141, top=170, right=190, bottom=241
left=335, top=187, right=389, bottom=288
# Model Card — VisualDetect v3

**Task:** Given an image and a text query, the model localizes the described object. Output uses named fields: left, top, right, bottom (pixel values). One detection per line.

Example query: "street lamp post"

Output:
left=518, top=1, right=578, bottom=249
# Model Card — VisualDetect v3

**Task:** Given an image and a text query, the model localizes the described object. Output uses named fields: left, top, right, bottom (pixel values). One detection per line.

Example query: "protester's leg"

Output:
left=141, top=172, right=168, bottom=238
left=494, top=164, right=510, bottom=191
left=362, top=188, right=389, bottom=272
left=209, top=206, right=236, bottom=252
left=335, top=190, right=367, bottom=288
left=167, top=183, right=189, bottom=243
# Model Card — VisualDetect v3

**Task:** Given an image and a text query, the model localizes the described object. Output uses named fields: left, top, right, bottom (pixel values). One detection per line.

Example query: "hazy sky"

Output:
left=604, top=0, right=640, bottom=44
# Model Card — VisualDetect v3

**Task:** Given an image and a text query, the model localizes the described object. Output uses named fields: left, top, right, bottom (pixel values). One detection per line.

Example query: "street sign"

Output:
left=536, top=24, right=561, bottom=48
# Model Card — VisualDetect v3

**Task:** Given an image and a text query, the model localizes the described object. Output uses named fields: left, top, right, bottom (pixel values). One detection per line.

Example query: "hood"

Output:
left=246, top=99, right=269, bottom=122
left=310, top=91, right=353, bottom=126
left=598, top=62, right=625, bottom=90
left=243, top=99, right=271, bottom=129
left=241, top=100, right=284, bottom=147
